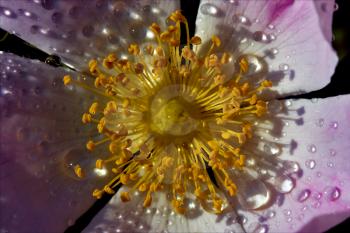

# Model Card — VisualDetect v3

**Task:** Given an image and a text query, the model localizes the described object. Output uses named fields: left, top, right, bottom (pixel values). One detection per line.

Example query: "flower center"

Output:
left=62, top=10, right=272, bottom=214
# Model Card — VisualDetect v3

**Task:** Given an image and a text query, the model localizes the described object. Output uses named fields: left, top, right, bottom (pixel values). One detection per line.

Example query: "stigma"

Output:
left=63, top=10, right=271, bottom=214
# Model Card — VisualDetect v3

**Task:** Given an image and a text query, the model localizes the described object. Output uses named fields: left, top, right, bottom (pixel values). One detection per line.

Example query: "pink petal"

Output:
left=195, top=0, right=338, bottom=97
left=239, top=95, right=350, bottom=233
left=0, top=53, right=107, bottom=232
left=83, top=187, right=246, bottom=233
left=0, top=0, right=179, bottom=70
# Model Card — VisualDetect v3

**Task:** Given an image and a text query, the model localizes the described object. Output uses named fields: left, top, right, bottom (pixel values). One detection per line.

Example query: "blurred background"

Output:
left=0, top=0, right=349, bottom=232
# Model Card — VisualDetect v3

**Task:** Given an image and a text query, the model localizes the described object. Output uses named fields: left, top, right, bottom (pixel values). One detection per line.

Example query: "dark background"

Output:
left=0, top=0, right=349, bottom=232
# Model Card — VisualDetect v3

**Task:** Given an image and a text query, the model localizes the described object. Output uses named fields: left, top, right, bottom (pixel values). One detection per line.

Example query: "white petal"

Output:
left=0, top=0, right=180, bottom=70
left=195, top=0, right=338, bottom=98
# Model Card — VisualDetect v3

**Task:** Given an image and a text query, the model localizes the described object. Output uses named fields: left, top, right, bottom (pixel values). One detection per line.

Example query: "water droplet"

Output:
left=324, top=186, right=341, bottom=201
left=315, top=118, right=324, bottom=127
left=266, top=210, right=275, bottom=218
left=233, top=14, right=250, bottom=25
left=268, top=33, right=276, bottom=41
left=327, top=162, right=334, bottom=168
left=334, top=3, right=339, bottom=11
left=253, top=224, right=268, bottom=233
left=51, top=12, right=63, bottom=23
left=298, top=189, right=311, bottom=202
left=279, top=63, right=289, bottom=71
left=312, top=201, right=321, bottom=208
left=82, top=25, right=94, bottom=37
left=283, top=161, right=301, bottom=174
left=41, top=0, right=55, bottom=10
left=253, top=31, right=269, bottom=43
left=200, top=3, right=219, bottom=16
left=45, top=55, right=61, bottom=67
left=330, top=121, right=338, bottom=129
left=285, top=100, right=292, bottom=107
left=286, top=217, right=293, bottom=223
left=263, top=142, right=281, bottom=156
left=238, top=55, right=266, bottom=75
left=277, top=176, right=295, bottom=193
left=329, top=149, right=336, bottom=157
left=316, top=172, right=322, bottom=177
left=271, top=48, right=279, bottom=55
left=307, top=144, right=317, bottom=153
left=283, top=209, right=291, bottom=216
left=237, top=179, right=271, bottom=210
left=0, top=7, right=16, bottom=18
left=305, top=159, right=316, bottom=169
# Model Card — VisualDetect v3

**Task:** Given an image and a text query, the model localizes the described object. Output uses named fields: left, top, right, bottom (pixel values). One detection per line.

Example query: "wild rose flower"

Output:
left=0, top=1, right=349, bottom=233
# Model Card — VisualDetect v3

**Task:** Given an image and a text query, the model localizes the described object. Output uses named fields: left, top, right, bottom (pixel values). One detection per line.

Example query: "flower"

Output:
left=0, top=0, right=349, bottom=233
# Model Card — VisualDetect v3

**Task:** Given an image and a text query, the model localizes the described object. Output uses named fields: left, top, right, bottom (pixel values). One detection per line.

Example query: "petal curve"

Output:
left=0, top=0, right=180, bottom=71
left=195, top=0, right=338, bottom=98
left=0, top=53, right=108, bottom=233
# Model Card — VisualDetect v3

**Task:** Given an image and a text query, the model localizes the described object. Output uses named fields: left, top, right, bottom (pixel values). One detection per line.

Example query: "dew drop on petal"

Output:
left=330, top=121, right=338, bottom=129
left=324, top=186, right=341, bottom=202
left=237, top=179, right=271, bottom=210
left=298, top=189, right=311, bottom=202
left=268, top=100, right=282, bottom=113
left=279, top=64, right=289, bottom=71
left=307, top=144, right=317, bottom=153
left=274, top=175, right=295, bottom=193
left=263, top=142, right=281, bottom=156
left=239, top=55, right=265, bottom=75
left=252, top=224, right=268, bottom=233
left=253, top=31, right=269, bottom=43
left=200, top=3, right=219, bottom=16
left=305, top=159, right=316, bottom=169
left=315, top=118, right=324, bottom=127
left=283, top=161, right=300, bottom=174
left=329, top=149, right=337, bottom=157
left=271, top=48, right=279, bottom=55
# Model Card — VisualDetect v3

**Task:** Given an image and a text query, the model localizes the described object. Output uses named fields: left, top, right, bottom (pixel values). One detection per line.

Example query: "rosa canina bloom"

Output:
left=0, top=0, right=349, bottom=233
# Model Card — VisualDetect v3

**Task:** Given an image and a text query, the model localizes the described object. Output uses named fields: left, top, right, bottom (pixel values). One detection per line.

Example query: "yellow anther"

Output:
left=241, top=82, right=250, bottom=95
left=128, top=43, right=140, bottom=55
left=145, top=44, right=154, bottom=55
left=234, top=154, right=245, bottom=169
left=109, top=141, right=120, bottom=154
left=82, top=113, right=92, bottom=124
left=155, top=47, right=165, bottom=57
left=169, top=10, right=186, bottom=22
left=74, top=165, right=84, bottom=178
left=122, top=148, right=132, bottom=159
left=213, top=198, right=223, bottom=213
left=171, top=199, right=186, bottom=214
left=221, top=52, right=230, bottom=64
left=211, top=35, right=221, bottom=47
left=169, top=38, right=180, bottom=47
left=129, top=172, right=138, bottom=180
left=261, top=80, right=273, bottom=88
left=63, top=75, right=72, bottom=85
left=102, top=58, right=114, bottom=69
left=107, top=53, right=117, bottom=62
left=221, top=131, right=231, bottom=140
left=92, top=189, right=103, bottom=199
left=86, top=140, right=95, bottom=151
left=243, top=124, right=252, bottom=138
left=120, top=191, right=131, bottom=202
left=160, top=31, right=171, bottom=42
left=208, top=140, right=219, bottom=151
left=122, top=98, right=129, bottom=108
left=138, top=183, right=148, bottom=192
left=149, top=23, right=161, bottom=35
left=239, top=57, right=249, bottom=74
left=249, top=94, right=257, bottom=105
left=105, top=101, right=118, bottom=115
left=237, top=133, right=246, bottom=144
left=214, top=74, right=225, bottom=85
left=190, top=36, right=202, bottom=45
left=104, top=185, right=115, bottom=194
left=256, top=100, right=267, bottom=116
left=88, top=59, right=98, bottom=75
left=167, top=25, right=177, bottom=33
left=120, top=173, right=129, bottom=184
left=89, top=102, right=99, bottom=115
left=143, top=194, right=152, bottom=207
left=134, top=63, right=144, bottom=74
left=95, top=159, right=104, bottom=169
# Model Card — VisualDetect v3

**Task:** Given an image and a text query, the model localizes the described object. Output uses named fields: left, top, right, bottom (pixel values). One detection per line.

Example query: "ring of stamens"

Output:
left=63, top=10, right=271, bottom=214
